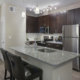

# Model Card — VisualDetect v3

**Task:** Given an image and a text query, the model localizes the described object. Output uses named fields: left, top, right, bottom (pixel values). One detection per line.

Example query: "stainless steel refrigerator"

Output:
left=62, top=24, right=80, bottom=71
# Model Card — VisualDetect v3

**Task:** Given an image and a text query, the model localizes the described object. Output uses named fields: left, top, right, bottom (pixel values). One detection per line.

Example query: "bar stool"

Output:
left=0, top=48, right=13, bottom=80
left=8, top=52, right=43, bottom=80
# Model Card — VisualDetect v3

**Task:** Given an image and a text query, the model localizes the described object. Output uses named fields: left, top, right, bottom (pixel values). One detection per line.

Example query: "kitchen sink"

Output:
left=38, top=48, right=56, bottom=53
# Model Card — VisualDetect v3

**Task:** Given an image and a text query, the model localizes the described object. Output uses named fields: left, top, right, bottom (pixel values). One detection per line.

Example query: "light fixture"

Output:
left=60, top=10, right=67, bottom=14
left=27, top=2, right=59, bottom=14
left=54, top=7, right=57, bottom=10
left=34, top=6, right=40, bottom=14
left=46, top=8, right=49, bottom=11
left=63, top=10, right=67, bottom=13
left=43, top=9, right=46, bottom=12
left=49, top=7, right=52, bottom=10
left=32, top=0, right=40, bottom=14
left=30, top=8, right=32, bottom=11
left=22, top=12, right=26, bottom=17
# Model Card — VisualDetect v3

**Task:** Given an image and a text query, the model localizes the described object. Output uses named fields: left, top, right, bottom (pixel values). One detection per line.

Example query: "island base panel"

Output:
left=15, top=51, right=72, bottom=80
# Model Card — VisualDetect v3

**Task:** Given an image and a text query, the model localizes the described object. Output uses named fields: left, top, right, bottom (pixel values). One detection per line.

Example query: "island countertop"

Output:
left=11, top=46, right=79, bottom=67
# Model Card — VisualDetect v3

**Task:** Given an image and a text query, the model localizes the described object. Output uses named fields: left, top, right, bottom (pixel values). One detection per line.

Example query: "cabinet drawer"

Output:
left=47, top=43, right=63, bottom=50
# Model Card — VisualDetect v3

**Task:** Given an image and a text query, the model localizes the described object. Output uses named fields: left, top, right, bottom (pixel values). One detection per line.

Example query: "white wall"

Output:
left=4, top=4, right=26, bottom=51
left=0, top=5, right=3, bottom=60
left=0, top=3, right=6, bottom=60
left=0, top=6, right=2, bottom=47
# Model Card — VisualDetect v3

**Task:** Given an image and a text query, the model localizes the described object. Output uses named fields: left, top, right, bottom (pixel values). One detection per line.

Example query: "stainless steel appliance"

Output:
left=40, top=27, right=49, bottom=33
left=62, top=24, right=80, bottom=71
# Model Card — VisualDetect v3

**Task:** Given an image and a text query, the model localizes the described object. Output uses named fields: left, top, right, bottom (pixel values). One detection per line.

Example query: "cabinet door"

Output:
left=74, top=8, right=80, bottom=24
left=47, top=43, right=63, bottom=50
left=67, top=10, right=75, bottom=25
left=38, top=16, right=44, bottom=31
left=43, top=15, right=50, bottom=27
left=49, top=15, right=56, bottom=33
left=56, top=14, right=61, bottom=33
left=49, top=13, right=67, bottom=33
left=26, top=16, right=38, bottom=33
left=56, top=13, right=67, bottom=33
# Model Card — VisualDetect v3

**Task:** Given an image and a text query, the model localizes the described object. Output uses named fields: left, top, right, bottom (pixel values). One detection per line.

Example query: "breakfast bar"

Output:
left=11, top=46, right=78, bottom=80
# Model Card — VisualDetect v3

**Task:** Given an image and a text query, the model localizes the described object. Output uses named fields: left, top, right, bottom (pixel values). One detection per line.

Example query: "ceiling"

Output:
left=3, top=0, right=80, bottom=9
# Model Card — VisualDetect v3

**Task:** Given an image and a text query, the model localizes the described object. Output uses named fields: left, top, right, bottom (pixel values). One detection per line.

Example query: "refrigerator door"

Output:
left=63, top=24, right=79, bottom=38
left=63, top=38, right=79, bottom=52
left=63, top=37, right=80, bottom=70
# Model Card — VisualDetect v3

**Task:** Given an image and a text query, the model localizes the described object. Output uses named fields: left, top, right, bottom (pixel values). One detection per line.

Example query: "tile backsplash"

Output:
left=26, top=33, right=62, bottom=41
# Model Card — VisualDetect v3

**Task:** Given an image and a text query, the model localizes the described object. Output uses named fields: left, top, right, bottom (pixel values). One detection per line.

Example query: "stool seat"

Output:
left=25, top=64, right=42, bottom=79
left=7, top=52, right=43, bottom=80
left=0, top=48, right=13, bottom=80
left=24, top=66, right=31, bottom=78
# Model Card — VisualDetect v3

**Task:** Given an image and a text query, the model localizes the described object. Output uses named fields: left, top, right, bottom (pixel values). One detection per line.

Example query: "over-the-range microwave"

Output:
left=40, top=27, right=49, bottom=33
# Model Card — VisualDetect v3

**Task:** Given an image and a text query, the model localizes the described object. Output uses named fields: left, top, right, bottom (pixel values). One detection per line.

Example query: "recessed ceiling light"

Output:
left=40, top=11, right=43, bottom=14
left=54, top=3, right=60, bottom=6
left=43, top=9, right=46, bottom=12
left=50, top=2, right=60, bottom=7
left=63, top=10, right=67, bottom=13
left=54, top=7, right=57, bottom=10
left=34, top=6, right=40, bottom=14
left=30, top=8, right=32, bottom=11
left=49, top=7, right=52, bottom=11
left=60, top=10, right=67, bottom=14
left=46, top=8, right=49, bottom=11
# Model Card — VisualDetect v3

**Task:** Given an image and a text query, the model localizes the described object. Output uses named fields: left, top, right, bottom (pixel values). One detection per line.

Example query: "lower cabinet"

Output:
left=46, top=43, right=63, bottom=50
left=37, top=42, right=63, bottom=50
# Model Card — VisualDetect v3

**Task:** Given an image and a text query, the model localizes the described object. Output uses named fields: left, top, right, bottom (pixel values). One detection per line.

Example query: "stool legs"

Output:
left=39, top=74, right=42, bottom=80
left=4, top=69, right=7, bottom=80
left=4, top=69, right=13, bottom=80
left=12, top=77, right=15, bottom=80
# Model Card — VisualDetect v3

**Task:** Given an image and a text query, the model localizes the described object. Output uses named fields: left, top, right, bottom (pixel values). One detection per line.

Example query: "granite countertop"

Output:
left=11, top=46, right=79, bottom=67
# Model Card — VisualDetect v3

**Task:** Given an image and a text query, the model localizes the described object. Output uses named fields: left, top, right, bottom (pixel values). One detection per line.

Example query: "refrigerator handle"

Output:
left=62, top=38, right=65, bottom=50
left=62, top=26, right=64, bottom=38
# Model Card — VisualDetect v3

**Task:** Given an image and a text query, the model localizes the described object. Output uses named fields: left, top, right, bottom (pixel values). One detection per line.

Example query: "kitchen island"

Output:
left=11, top=46, right=78, bottom=80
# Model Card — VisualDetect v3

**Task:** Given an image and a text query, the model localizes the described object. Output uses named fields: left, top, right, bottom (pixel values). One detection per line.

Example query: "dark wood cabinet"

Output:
left=38, top=15, right=50, bottom=27
left=37, top=42, right=63, bottom=50
left=49, top=13, right=67, bottom=33
left=26, top=16, right=39, bottom=33
left=67, top=10, right=75, bottom=25
left=26, top=8, right=80, bottom=33
left=74, top=8, right=80, bottom=24
left=38, top=16, right=44, bottom=27
left=47, top=43, right=63, bottom=50
left=49, top=15, right=56, bottom=33
left=56, top=13, right=67, bottom=33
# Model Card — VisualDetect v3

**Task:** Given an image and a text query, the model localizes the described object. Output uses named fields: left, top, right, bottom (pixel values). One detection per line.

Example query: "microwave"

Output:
left=40, top=27, right=49, bottom=33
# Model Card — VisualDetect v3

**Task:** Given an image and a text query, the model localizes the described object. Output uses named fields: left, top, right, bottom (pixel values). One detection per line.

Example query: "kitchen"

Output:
left=26, top=6, right=80, bottom=70
left=0, top=0, right=80, bottom=80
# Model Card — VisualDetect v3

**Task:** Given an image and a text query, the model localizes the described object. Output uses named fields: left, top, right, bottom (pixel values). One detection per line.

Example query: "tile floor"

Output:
left=0, top=61, right=80, bottom=80
left=72, top=70, right=80, bottom=80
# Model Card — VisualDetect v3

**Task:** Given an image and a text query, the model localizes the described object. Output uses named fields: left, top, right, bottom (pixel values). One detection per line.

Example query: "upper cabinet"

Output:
left=66, top=8, right=80, bottom=25
left=55, top=13, right=67, bottom=33
left=74, top=8, right=80, bottom=24
left=26, top=8, right=80, bottom=33
left=38, top=15, right=50, bottom=27
left=67, top=10, right=75, bottom=25
left=49, top=13, right=67, bottom=33
left=26, top=16, right=39, bottom=33
left=49, top=15, right=56, bottom=33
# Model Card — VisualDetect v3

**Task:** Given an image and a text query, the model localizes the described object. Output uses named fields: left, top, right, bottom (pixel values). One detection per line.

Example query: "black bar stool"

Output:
left=0, top=48, right=13, bottom=80
left=8, top=52, right=43, bottom=80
